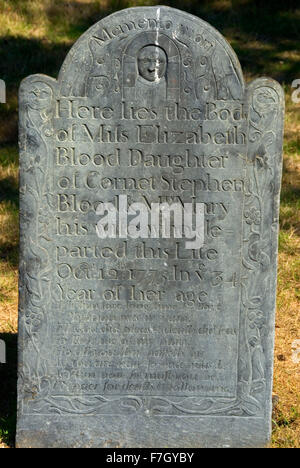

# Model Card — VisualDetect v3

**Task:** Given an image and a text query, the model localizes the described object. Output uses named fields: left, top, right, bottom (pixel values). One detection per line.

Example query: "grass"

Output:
left=0, top=0, right=299, bottom=448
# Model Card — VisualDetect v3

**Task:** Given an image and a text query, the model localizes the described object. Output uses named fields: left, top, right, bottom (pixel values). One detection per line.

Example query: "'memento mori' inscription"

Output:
left=17, top=6, right=284, bottom=448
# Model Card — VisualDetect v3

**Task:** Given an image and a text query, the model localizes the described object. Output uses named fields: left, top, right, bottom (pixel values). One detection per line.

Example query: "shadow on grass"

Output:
left=280, top=161, right=300, bottom=236
left=0, top=332, right=17, bottom=448
left=0, top=176, right=18, bottom=208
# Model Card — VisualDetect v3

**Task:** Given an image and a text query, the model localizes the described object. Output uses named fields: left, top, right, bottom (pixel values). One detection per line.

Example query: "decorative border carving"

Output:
left=18, top=76, right=56, bottom=413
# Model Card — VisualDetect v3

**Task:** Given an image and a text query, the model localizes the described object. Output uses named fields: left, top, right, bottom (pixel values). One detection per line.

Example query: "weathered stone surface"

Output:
left=17, top=6, right=284, bottom=448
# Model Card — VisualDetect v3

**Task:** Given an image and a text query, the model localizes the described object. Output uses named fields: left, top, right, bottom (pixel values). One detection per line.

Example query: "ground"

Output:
left=0, top=0, right=299, bottom=448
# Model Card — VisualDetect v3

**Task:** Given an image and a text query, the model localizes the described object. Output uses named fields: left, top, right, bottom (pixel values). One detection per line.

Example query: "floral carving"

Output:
left=18, top=78, right=56, bottom=407
left=245, top=207, right=261, bottom=226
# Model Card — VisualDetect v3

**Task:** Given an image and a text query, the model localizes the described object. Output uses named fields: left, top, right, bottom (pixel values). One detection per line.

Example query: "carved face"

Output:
left=138, top=45, right=167, bottom=82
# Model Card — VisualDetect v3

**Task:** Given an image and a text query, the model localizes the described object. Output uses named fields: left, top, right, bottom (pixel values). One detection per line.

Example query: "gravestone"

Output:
left=17, top=6, right=284, bottom=448
left=0, top=79, right=5, bottom=104
left=0, top=339, right=5, bottom=364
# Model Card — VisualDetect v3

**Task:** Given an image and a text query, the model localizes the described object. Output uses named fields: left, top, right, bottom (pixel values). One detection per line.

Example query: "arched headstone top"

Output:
left=58, top=6, right=244, bottom=101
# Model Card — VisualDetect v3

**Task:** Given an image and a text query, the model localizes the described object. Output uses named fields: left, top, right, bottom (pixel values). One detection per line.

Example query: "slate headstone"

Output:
left=0, top=79, right=5, bottom=104
left=17, top=6, right=284, bottom=448
left=0, top=339, right=5, bottom=364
